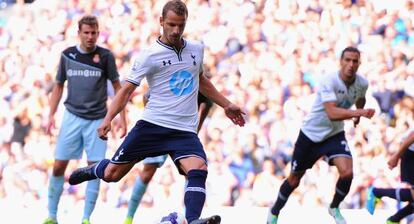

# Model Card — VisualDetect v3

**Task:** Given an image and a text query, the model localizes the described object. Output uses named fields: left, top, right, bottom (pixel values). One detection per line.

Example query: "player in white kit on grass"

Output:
left=267, top=47, right=375, bottom=224
left=69, top=1, right=245, bottom=224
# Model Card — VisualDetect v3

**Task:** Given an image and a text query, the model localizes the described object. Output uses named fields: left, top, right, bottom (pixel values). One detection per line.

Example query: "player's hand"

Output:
left=360, top=108, right=375, bottom=119
left=387, top=153, right=399, bottom=170
left=353, top=117, right=360, bottom=127
left=224, top=103, right=246, bottom=127
left=97, top=119, right=112, bottom=140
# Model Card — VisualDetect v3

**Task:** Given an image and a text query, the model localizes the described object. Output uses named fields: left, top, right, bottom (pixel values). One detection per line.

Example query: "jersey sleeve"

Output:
left=126, top=50, right=153, bottom=86
left=56, top=53, right=66, bottom=84
left=318, top=77, right=337, bottom=103
left=356, top=76, right=369, bottom=99
left=106, top=51, right=120, bottom=82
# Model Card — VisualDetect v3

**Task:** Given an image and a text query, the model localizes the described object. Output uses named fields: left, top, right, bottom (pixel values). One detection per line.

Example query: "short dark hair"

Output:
left=162, top=0, right=188, bottom=18
left=78, top=15, right=99, bottom=30
left=340, top=46, right=360, bottom=59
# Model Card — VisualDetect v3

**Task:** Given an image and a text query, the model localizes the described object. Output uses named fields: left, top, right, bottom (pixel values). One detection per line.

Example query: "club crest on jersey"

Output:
left=191, top=54, right=196, bottom=66
left=169, top=70, right=194, bottom=96
left=93, top=54, right=100, bottom=63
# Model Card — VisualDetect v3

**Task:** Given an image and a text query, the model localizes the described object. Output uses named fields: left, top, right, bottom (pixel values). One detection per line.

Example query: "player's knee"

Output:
left=180, top=157, right=207, bottom=173
left=339, top=170, right=353, bottom=179
left=52, top=161, right=68, bottom=176
left=287, top=176, right=301, bottom=188
left=140, top=170, right=156, bottom=183
left=52, top=167, right=66, bottom=176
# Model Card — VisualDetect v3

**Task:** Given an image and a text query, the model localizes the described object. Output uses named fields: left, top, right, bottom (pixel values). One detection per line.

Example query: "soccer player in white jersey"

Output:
left=366, top=129, right=414, bottom=224
left=267, top=47, right=375, bottom=224
left=124, top=75, right=213, bottom=224
left=68, top=1, right=245, bottom=224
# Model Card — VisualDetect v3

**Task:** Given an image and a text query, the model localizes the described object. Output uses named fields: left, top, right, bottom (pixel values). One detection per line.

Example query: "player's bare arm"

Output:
left=388, top=131, right=414, bottom=169
left=323, top=101, right=375, bottom=121
left=199, top=72, right=245, bottom=126
left=111, top=80, right=128, bottom=138
left=98, top=82, right=137, bottom=140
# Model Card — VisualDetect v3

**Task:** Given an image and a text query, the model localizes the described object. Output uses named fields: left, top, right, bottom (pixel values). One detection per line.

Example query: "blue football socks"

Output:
left=83, top=178, right=100, bottom=221
left=47, top=175, right=65, bottom=220
left=127, top=177, right=148, bottom=218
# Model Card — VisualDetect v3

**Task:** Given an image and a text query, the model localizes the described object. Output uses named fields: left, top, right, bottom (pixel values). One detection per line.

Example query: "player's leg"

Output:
left=81, top=117, right=108, bottom=224
left=325, top=132, right=353, bottom=224
left=44, top=160, right=69, bottom=224
left=268, top=130, right=319, bottom=224
left=125, top=155, right=167, bottom=224
left=366, top=187, right=414, bottom=215
left=69, top=151, right=137, bottom=184
left=70, top=119, right=172, bottom=186
left=330, top=157, right=353, bottom=208
left=169, top=128, right=219, bottom=224
left=386, top=202, right=414, bottom=223
left=179, top=156, right=221, bottom=224
left=367, top=150, right=414, bottom=215
left=69, top=141, right=140, bottom=185
left=44, top=110, right=83, bottom=224
left=328, top=157, right=352, bottom=224
left=267, top=171, right=305, bottom=223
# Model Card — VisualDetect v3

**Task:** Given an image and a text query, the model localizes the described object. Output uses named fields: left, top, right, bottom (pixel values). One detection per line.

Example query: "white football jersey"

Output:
left=127, top=38, right=204, bottom=133
left=301, top=72, right=368, bottom=142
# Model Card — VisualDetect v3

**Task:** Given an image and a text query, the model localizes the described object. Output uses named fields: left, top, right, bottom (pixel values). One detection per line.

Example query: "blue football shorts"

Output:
left=55, top=109, right=106, bottom=161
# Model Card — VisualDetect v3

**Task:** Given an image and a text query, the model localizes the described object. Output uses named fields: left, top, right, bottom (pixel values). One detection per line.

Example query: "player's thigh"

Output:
left=82, top=117, right=107, bottom=161
left=55, top=110, right=83, bottom=160
left=331, top=156, right=353, bottom=176
left=110, top=120, right=170, bottom=164
left=322, top=132, right=352, bottom=166
left=291, top=131, right=321, bottom=173
left=169, top=132, right=207, bottom=175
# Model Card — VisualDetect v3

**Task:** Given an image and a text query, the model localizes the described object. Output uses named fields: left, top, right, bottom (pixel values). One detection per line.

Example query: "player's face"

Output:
left=78, top=24, right=99, bottom=52
left=340, top=51, right=360, bottom=83
left=160, top=10, right=186, bottom=48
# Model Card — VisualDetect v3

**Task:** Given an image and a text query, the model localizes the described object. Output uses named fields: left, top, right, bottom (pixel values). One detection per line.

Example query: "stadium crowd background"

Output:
left=1, top=0, right=414, bottom=219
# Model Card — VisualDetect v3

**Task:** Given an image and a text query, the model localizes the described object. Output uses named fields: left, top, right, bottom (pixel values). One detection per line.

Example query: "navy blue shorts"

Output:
left=110, top=120, right=207, bottom=175
left=291, top=131, right=352, bottom=173
left=401, top=150, right=414, bottom=186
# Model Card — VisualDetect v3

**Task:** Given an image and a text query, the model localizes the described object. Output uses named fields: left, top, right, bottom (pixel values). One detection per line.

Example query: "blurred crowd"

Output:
left=1, top=0, right=414, bottom=217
